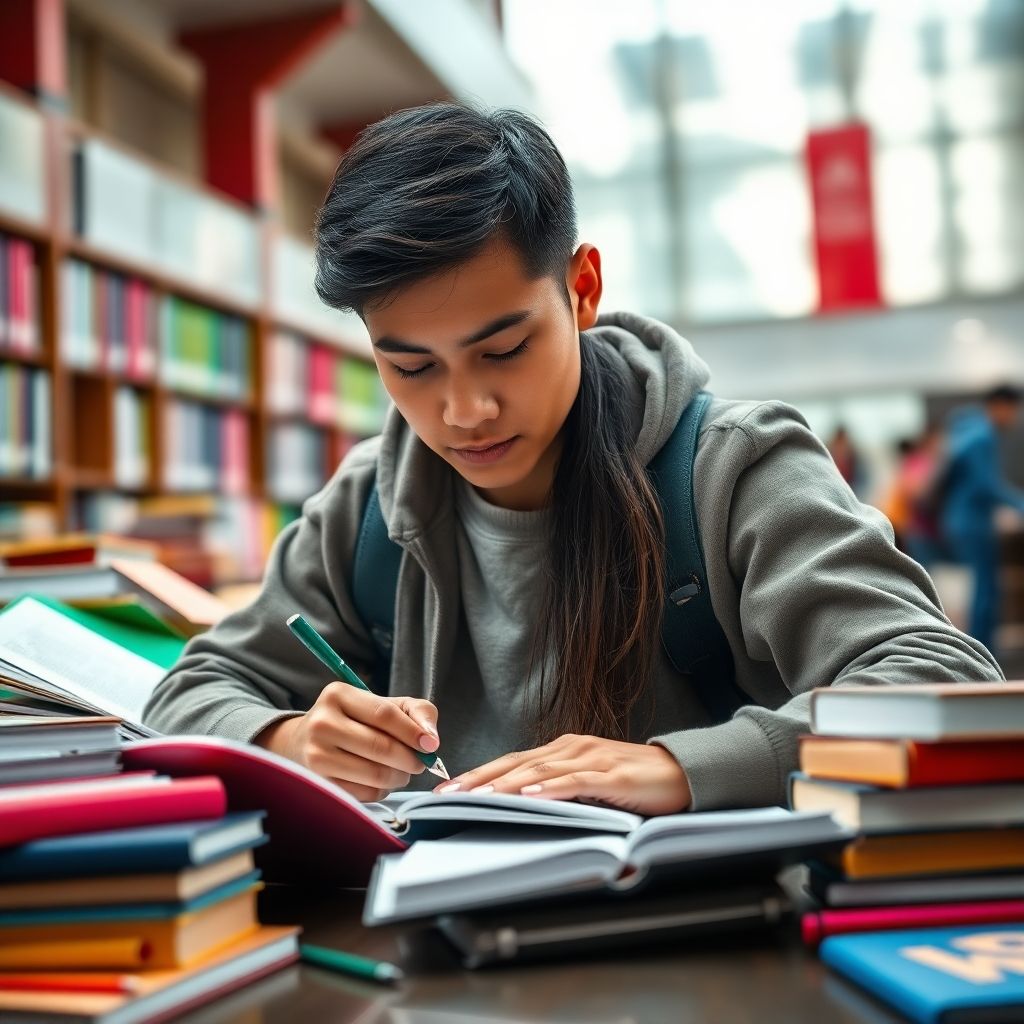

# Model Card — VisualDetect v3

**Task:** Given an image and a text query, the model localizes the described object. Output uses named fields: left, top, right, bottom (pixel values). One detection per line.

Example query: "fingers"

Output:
left=519, top=770, right=610, bottom=803
left=328, top=684, right=438, bottom=757
left=306, top=744, right=412, bottom=793
left=434, top=746, right=538, bottom=794
left=394, top=696, right=440, bottom=751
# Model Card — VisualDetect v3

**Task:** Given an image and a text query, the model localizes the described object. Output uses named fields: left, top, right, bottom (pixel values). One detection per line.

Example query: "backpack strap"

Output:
left=647, top=391, right=745, bottom=724
left=351, top=481, right=402, bottom=695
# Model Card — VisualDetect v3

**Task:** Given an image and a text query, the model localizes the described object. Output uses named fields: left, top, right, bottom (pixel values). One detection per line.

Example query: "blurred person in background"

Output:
left=882, top=426, right=945, bottom=568
left=826, top=425, right=866, bottom=498
left=941, top=385, right=1024, bottom=655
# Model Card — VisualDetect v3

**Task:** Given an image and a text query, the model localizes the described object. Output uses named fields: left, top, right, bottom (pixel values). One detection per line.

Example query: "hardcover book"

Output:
left=821, top=924, right=1024, bottom=1023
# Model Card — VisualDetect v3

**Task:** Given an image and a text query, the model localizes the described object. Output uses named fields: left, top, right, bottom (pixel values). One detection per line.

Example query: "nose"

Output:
left=442, top=380, right=499, bottom=430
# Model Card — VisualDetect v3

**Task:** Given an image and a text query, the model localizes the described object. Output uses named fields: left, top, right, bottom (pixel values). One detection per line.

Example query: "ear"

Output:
left=567, top=243, right=602, bottom=331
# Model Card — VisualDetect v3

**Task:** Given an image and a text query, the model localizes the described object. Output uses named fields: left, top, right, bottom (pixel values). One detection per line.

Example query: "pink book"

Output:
left=802, top=899, right=1024, bottom=947
left=220, top=409, right=249, bottom=496
left=122, top=736, right=406, bottom=885
left=0, top=774, right=226, bottom=846
left=308, top=345, right=336, bottom=426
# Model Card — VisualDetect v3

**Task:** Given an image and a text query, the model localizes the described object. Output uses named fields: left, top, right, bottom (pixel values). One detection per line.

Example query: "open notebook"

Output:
left=122, top=737, right=852, bottom=887
left=364, top=807, right=852, bottom=924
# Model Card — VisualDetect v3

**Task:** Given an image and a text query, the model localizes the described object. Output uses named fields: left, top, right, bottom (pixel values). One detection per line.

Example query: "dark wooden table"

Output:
left=176, top=884, right=906, bottom=1024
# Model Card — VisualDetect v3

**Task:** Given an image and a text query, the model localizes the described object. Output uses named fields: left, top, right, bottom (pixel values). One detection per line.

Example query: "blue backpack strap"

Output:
left=351, top=476, right=402, bottom=695
left=648, top=391, right=745, bottom=724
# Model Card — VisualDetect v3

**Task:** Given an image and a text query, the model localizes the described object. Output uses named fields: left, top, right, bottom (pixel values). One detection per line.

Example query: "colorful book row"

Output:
left=61, top=260, right=157, bottom=378
left=160, top=298, right=252, bottom=402
left=268, top=331, right=389, bottom=433
left=162, top=400, right=249, bottom=495
left=70, top=492, right=299, bottom=588
left=0, top=235, right=40, bottom=357
left=0, top=364, right=50, bottom=480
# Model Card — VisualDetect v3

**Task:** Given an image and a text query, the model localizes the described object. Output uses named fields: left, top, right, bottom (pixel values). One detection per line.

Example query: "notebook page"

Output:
left=0, top=599, right=164, bottom=724
left=368, top=831, right=627, bottom=922
left=387, top=790, right=642, bottom=833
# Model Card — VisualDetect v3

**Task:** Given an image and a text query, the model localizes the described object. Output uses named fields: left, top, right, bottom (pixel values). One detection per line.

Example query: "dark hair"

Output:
left=985, top=384, right=1022, bottom=405
left=314, top=103, right=665, bottom=743
left=314, top=103, right=576, bottom=314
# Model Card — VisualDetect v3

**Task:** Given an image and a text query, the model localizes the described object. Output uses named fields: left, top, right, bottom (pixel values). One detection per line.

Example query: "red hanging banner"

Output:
left=805, top=123, right=883, bottom=313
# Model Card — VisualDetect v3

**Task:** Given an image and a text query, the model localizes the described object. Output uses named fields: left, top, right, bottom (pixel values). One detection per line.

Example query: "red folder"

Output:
left=0, top=775, right=226, bottom=846
left=122, top=737, right=406, bottom=885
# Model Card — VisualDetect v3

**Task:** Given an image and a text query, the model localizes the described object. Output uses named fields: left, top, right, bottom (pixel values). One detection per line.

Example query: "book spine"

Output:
left=804, top=899, right=1024, bottom=947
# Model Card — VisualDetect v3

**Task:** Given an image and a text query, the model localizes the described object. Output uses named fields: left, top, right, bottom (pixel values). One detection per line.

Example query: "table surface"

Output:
left=176, top=884, right=907, bottom=1024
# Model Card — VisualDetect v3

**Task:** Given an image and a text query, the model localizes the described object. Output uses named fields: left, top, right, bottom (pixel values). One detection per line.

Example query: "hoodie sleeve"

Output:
left=650, top=402, right=1004, bottom=811
left=142, top=446, right=381, bottom=742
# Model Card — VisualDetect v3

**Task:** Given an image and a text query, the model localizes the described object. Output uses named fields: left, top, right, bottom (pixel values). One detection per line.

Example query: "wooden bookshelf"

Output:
left=0, top=33, right=385, bottom=583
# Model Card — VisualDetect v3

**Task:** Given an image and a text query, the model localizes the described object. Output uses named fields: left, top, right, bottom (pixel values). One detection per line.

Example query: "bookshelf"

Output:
left=0, top=78, right=387, bottom=585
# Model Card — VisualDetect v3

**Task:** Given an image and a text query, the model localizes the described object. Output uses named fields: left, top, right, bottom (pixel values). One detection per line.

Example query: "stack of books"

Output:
left=791, top=682, right=1024, bottom=948
left=0, top=717, right=298, bottom=1023
left=0, top=533, right=229, bottom=638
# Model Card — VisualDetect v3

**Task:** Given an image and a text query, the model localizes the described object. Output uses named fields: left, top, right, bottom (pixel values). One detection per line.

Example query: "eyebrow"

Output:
left=373, top=310, right=533, bottom=355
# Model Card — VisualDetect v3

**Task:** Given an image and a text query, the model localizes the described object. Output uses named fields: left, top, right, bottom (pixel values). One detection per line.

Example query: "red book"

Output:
left=0, top=775, right=226, bottom=846
left=802, top=899, right=1024, bottom=947
left=799, top=735, right=1024, bottom=788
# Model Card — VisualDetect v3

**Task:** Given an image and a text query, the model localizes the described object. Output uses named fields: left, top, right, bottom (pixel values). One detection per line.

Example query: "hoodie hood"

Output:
left=375, top=310, right=711, bottom=541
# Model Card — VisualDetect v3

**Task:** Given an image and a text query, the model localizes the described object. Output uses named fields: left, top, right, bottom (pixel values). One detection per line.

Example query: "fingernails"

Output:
left=418, top=733, right=439, bottom=752
left=437, top=782, right=461, bottom=793
left=521, top=784, right=543, bottom=794
left=470, top=784, right=494, bottom=795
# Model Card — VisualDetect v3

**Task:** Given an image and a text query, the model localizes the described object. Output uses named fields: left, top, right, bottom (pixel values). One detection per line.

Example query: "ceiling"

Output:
left=143, top=0, right=526, bottom=128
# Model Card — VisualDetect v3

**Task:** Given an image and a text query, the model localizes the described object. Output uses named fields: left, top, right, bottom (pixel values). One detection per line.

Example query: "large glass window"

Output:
left=503, top=0, right=1024, bottom=325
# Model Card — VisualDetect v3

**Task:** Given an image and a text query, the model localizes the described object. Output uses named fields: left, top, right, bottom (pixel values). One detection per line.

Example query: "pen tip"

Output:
left=430, top=758, right=451, bottom=781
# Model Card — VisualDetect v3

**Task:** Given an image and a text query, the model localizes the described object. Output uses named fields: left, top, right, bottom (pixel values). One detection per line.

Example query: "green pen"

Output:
left=287, top=613, right=450, bottom=781
left=299, top=942, right=405, bottom=985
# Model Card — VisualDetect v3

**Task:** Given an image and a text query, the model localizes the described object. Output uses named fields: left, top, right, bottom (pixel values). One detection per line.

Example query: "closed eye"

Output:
left=391, top=339, right=529, bottom=379
left=486, top=339, right=529, bottom=362
left=392, top=363, right=433, bottom=379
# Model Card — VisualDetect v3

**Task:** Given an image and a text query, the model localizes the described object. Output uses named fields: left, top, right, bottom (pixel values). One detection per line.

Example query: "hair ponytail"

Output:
left=530, top=334, right=665, bottom=742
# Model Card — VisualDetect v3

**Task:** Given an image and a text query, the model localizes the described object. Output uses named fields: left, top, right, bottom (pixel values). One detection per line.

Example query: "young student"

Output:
left=144, top=104, right=1002, bottom=816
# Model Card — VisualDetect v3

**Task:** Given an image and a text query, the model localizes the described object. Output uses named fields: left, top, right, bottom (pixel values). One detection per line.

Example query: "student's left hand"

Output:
left=432, top=735, right=692, bottom=816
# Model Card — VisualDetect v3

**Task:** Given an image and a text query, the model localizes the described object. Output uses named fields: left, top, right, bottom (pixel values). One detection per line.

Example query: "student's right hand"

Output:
left=254, top=683, right=440, bottom=802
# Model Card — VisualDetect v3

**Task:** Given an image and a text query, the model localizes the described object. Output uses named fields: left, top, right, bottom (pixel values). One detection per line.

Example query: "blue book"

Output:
left=821, top=924, right=1024, bottom=1023
left=0, top=812, right=266, bottom=882
left=0, top=870, right=261, bottom=926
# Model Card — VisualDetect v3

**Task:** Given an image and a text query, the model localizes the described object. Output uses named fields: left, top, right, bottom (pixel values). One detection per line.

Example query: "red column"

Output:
left=180, top=5, right=354, bottom=211
left=0, top=0, right=66, bottom=104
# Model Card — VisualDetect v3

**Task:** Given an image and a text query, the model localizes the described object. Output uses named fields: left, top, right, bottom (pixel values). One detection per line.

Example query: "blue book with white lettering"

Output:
left=821, top=924, right=1024, bottom=1023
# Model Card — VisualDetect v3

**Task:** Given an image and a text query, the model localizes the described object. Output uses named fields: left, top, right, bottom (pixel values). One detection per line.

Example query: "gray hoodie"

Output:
left=144, top=311, right=1002, bottom=809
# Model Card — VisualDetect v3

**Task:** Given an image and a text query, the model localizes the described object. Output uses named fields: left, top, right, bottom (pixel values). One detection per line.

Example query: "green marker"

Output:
left=300, top=943, right=404, bottom=985
left=287, top=613, right=449, bottom=781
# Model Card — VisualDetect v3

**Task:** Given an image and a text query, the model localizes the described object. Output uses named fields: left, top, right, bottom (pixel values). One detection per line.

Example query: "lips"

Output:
left=449, top=437, right=518, bottom=465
